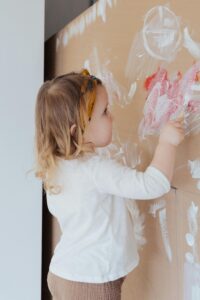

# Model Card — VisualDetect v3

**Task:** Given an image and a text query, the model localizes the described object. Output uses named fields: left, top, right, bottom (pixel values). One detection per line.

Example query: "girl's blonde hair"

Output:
left=32, top=69, right=102, bottom=195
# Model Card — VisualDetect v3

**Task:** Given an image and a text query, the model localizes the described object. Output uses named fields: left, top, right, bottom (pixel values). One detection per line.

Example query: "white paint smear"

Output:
left=149, top=199, right=166, bottom=218
left=192, top=285, right=200, bottom=300
left=63, top=31, right=69, bottom=46
left=191, top=83, right=200, bottom=92
left=154, top=93, right=171, bottom=121
left=97, top=0, right=113, bottom=22
left=159, top=208, right=172, bottom=262
left=188, top=160, right=200, bottom=179
left=184, top=203, right=200, bottom=299
left=120, top=140, right=141, bottom=168
left=185, top=113, right=200, bottom=137
left=188, top=160, right=200, bottom=191
left=59, top=0, right=117, bottom=49
left=56, top=37, right=60, bottom=51
left=197, top=181, right=200, bottom=190
left=83, top=59, right=91, bottom=73
left=128, top=82, right=137, bottom=101
left=184, top=262, right=200, bottom=300
left=187, top=202, right=199, bottom=262
left=185, top=252, right=195, bottom=264
left=186, top=233, right=195, bottom=247
left=183, top=27, right=200, bottom=60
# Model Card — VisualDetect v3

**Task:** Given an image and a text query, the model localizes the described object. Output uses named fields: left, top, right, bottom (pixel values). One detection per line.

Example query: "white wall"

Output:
left=0, top=1, right=44, bottom=300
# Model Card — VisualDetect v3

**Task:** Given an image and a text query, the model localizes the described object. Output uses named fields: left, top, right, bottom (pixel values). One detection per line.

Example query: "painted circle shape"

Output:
left=142, top=6, right=182, bottom=61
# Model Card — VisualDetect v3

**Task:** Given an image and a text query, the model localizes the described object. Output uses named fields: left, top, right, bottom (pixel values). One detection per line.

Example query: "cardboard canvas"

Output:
left=45, top=1, right=200, bottom=298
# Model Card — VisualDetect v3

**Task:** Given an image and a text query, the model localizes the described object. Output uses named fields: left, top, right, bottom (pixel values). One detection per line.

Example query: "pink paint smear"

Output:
left=139, top=61, right=200, bottom=139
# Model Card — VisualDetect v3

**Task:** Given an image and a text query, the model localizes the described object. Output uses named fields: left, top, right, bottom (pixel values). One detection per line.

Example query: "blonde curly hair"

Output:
left=31, top=69, right=102, bottom=195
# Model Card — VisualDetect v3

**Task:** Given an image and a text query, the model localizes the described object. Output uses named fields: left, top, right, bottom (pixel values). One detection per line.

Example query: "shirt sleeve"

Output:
left=89, top=155, right=171, bottom=200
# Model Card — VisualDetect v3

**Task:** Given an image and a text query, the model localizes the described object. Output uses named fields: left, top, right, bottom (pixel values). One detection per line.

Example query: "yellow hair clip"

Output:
left=80, top=68, right=97, bottom=128
left=81, top=69, right=90, bottom=76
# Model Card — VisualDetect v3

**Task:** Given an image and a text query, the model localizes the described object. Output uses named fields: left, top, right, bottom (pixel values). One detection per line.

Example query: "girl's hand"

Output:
left=159, top=116, right=185, bottom=146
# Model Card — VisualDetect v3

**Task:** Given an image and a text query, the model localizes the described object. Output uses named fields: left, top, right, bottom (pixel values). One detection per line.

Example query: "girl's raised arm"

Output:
left=89, top=117, right=185, bottom=201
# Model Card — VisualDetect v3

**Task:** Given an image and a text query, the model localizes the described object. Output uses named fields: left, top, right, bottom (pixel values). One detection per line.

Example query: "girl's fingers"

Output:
left=174, top=116, right=185, bottom=123
left=174, top=119, right=184, bottom=124
left=176, top=111, right=185, bottom=119
left=172, top=120, right=184, bottom=126
left=178, top=126, right=185, bottom=131
left=170, top=117, right=184, bottom=123
left=178, top=130, right=185, bottom=134
left=178, top=129, right=185, bottom=135
left=173, top=120, right=184, bottom=125
left=173, top=123, right=184, bottom=129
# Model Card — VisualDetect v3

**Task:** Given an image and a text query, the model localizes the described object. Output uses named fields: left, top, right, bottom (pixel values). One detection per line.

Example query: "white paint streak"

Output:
left=184, top=262, right=200, bottom=300
left=63, top=31, right=69, bottom=46
left=188, top=160, right=200, bottom=179
left=187, top=202, right=199, bottom=262
left=154, top=93, right=170, bottom=121
left=185, top=252, right=194, bottom=264
left=188, top=160, right=200, bottom=190
left=191, top=83, right=200, bottom=92
left=59, top=0, right=117, bottom=48
left=120, top=141, right=141, bottom=168
left=149, top=199, right=166, bottom=218
left=186, top=233, right=195, bottom=247
left=159, top=208, right=172, bottom=262
left=184, top=202, right=200, bottom=300
left=183, top=27, right=200, bottom=60
left=83, top=59, right=91, bottom=73
left=127, top=82, right=137, bottom=101
left=97, top=0, right=113, bottom=22
left=197, top=181, right=200, bottom=190
left=56, top=37, right=60, bottom=51
left=192, top=285, right=200, bottom=300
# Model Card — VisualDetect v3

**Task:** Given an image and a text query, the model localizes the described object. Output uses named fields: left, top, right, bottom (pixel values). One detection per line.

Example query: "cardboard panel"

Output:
left=45, top=0, right=200, bottom=194
left=122, top=190, right=200, bottom=300
left=45, top=1, right=200, bottom=299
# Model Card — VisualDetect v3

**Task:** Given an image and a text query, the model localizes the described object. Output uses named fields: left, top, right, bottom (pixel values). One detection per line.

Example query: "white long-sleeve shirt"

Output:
left=46, top=153, right=171, bottom=283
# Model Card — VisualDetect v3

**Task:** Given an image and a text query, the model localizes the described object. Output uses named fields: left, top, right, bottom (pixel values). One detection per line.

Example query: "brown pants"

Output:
left=47, top=271, right=126, bottom=300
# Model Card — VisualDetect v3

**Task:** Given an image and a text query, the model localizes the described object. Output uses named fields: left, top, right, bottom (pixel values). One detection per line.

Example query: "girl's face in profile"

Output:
left=83, top=85, right=113, bottom=147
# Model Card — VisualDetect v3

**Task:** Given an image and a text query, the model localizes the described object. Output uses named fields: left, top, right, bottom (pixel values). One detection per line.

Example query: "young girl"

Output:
left=34, top=69, right=185, bottom=299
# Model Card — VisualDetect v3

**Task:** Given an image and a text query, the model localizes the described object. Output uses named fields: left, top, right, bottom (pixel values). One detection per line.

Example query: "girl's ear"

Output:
left=70, top=124, right=77, bottom=136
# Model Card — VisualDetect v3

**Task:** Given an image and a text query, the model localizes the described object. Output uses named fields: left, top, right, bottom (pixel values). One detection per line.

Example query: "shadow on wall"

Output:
left=41, top=186, right=53, bottom=300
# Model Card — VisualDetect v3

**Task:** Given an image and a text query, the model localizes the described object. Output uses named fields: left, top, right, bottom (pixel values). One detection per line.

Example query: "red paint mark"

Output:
left=144, top=71, right=158, bottom=91
left=195, top=71, right=200, bottom=82
left=139, top=61, right=200, bottom=138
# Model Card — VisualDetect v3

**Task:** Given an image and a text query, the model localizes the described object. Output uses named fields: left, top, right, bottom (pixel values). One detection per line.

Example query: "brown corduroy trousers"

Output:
left=47, top=271, right=126, bottom=300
